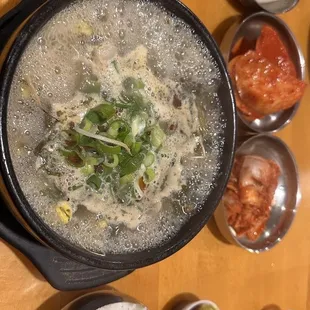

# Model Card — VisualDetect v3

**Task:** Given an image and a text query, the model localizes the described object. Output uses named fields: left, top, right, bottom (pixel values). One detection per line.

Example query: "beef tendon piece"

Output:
left=234, top=51, right=306, bottom=116
left=223, top=155, right=281, bottom=241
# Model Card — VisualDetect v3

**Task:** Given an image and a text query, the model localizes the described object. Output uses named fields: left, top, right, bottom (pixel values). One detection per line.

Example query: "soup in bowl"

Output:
left=0, top=0, right=236, bottom=269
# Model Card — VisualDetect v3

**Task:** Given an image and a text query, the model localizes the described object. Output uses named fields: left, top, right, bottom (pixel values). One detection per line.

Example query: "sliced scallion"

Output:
left=107, top=120, right=129, bottom=140
left=120, top=174, right=134, bottom=185
left=123, top=77, right=145, bottom=91
left=143, top=152, right=155, bottom=167
left=132, top=114, right=146, bottom=137
left=119, top=152, right=145, bottom=176
left=81, top=157, right=98, bottom=175
left=93, top=104, right=115, bottom=121
left=75, top=127, right=131, bottom=154
left=86, top=174, right=102, bottom=190
left=112, top=60, right=119, bottom=74
left=103, top=154, right=119, bottom=168
left=150, top=125, right=166, bottom=149
left=124, top=134, right=134, bottom=147
left=80, top=79, right=101, bottom=94
left=144, top=168, right=155, bottom=183
left=95, top=141, right=121, bottom=155
left=81, top=117, right=93, bottom=131
left=107, top=121, right=120, bottom=138
left=60, top=150, right=85, bottom=168
left=131, top=141, right=142, bottom=155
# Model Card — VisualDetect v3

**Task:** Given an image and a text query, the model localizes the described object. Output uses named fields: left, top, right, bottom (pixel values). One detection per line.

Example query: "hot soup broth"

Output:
left=8, top=0, right=225, bottom=254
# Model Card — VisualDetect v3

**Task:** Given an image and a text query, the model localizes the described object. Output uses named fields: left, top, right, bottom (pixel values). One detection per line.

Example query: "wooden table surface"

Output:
left=0, top=0, right=310, bottom=309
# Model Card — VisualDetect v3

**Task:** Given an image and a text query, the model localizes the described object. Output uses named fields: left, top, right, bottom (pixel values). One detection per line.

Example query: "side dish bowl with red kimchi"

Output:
left=221, top=12, right=306, bottom=133
left=214, top=134, right=300, bottom=253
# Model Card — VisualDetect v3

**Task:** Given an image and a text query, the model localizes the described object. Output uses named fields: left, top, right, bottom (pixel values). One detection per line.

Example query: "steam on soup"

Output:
left=7, top=0, right=225, bottom=254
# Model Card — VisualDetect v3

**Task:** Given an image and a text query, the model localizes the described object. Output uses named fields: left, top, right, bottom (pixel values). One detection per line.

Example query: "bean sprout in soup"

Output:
left=8, top=0, right=225, bottom=254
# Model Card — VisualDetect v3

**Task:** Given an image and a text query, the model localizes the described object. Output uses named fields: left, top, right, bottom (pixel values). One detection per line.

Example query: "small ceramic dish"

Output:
left=214, top=134, right=301, bottom=253
left=238, top=0, right=299, bottom=14
left=221, top=12, right=305, bottom=133
left=181, top=300, right=220, bottom=310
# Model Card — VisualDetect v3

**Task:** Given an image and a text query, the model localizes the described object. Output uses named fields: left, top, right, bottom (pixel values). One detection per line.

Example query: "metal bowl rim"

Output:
left=251, top=0, right=300, bottom=14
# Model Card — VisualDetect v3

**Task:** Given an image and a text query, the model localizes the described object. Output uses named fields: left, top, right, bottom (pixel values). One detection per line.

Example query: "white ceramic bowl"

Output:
left=181, top=300, right=219, bottom=310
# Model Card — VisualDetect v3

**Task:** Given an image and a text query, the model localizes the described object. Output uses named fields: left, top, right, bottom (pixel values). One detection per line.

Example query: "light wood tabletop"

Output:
left=0, top=0, right=310, bottom=309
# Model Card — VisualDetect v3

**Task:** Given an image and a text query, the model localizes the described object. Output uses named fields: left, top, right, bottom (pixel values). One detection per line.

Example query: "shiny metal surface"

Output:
left=220, top=12, right=306, bottom=133
left=239, top=0, right=299, bottom=14
left=214, top=134, right=301, bottom=253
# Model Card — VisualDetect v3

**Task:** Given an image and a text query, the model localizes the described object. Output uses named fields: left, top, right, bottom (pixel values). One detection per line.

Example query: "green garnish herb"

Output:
left=60, top=150, right=85, bottom=167
left=86, top=174, right=102, bottom=190
left=144, top=168, right=155, bottom=183
left=103, top=154, right=119, bottom=168
left=60, top=77, right=166, bottom=204
left=112, top=60, right=120, bottom=74
left=120, top=174, right=134, bottom=185
left=150, top=124, right=166, bottom=149
left=143, top=152, right=155, bottom=167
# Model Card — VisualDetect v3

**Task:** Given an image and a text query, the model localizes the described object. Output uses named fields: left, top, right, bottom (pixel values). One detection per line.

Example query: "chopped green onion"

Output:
left=119, top=152, right=145, bottom=176
left=117, top=122, right=130, bottom=140
left=85, top=110, right=101, bottom=124
left=103, top=154, right=119, bottom=168
left=81, top=118, right=93, bottom=131
left=95, top=141, right=121, bottom=155
left=123, top=77, right=145, bottom=90
left=124, top=134, right=134, bottom=147
left=120, top=90, right=144, bottom=107
left=107, top=120, right=129, bottom=140
left=81, top=164, right=95, bottom=175
left=132, top=114, right=146, bottom=137
left=95, top=164, right=113, bottom=176
left=112, top=60, right=120, bottom=74
left=80, top=79, right=101, bottom=94
left=144, top=168, right=155, bottom=183
left=81, top=157, right=98, bottom=175
left=131, top=141, right=142, bottom=155
left=69, top=184, right=83, bottom=191
left=114, top=102, right=132, bottom=109
left=60, top=150, right=84, bottom=167
left=86, top=174, right=102, bottom=190
left=150, top=125, right=166, bottom=149
left=79, top=135, right=96, bottom=148
left=120, top=174, right=134, bottom=185
left=107, top=121, right=120, bottom=138
left=93, top=104, right=115, bottom=121
left=143, top=152, right=155, bottom=167
left=75, top=127, right=132, bottom=154
left=81, top=104, right=115, bottom=128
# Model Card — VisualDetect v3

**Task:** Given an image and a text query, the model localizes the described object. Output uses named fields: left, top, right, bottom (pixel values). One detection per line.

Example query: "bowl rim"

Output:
left=0, top=0, right=237, bottom=269
left=217, top=134, right=301, bottom=253
left=182, top=300, right=220, bottom=310
left=250, top=0, right=300, bottom=14
left=224, top=11, right=306, bottom=134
